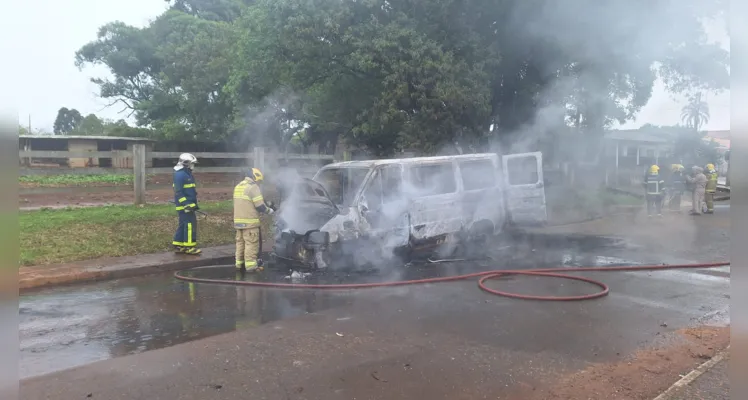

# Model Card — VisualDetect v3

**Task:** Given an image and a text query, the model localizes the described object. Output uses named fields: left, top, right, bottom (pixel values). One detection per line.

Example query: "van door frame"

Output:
left=358, top=164, right=410, bottom=250
left=456, top=156, right=506, bottom=234
left=405, top=160, right=462, bottom=242
left=501, top=151, right=548, bottom=225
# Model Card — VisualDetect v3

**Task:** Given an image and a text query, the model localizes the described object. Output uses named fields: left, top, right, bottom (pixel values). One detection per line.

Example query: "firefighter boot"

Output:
left=183, top=247, right=202, bottom=255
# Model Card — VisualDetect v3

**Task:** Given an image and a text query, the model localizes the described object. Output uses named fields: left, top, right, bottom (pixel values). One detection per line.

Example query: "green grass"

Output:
left=20, top=174, right=135, bottom=187
left=20, top=201, right=272, bottom=266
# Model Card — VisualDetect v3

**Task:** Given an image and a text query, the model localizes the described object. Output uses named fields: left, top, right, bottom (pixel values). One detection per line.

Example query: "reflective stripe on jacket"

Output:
left=233, top=178, right=265, bottom=229
left=645, top=173, right=665, bottom=195
left=706, top=171, right=718, bottom=193
left=173, top=169, right=198, bottom=211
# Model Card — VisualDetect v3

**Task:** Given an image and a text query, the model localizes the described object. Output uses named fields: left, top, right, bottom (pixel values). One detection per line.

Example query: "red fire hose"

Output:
left=174, top=261, right=729, bottom=301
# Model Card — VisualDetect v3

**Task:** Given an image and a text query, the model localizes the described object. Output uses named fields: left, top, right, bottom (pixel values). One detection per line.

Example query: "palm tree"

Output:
left=680, top=93, right=710, bottom=131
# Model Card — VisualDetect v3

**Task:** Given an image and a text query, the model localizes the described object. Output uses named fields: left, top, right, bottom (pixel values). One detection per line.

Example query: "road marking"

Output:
left=651, top=346, right=729, bottom=400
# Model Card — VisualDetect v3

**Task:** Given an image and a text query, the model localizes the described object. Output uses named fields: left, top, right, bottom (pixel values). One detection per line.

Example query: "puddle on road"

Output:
left=19, top=273, right=355, bottom=379
left=560, top=254, right=642, bottom=267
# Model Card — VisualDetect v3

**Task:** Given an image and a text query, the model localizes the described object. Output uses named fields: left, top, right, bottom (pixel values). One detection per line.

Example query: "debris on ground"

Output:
left=371, top=371, right=388, bottom=382
left=285, top=271, right=312, bottom=280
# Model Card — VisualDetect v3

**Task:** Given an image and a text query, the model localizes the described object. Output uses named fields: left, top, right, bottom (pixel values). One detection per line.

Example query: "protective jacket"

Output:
left=173, top=168, right=198, bottom=211
left=706, top=170, right=718, bottom=193
left=669, top=171, right=685, bottom=192
left=688, top=171, right=707, bottom=192
left=233, top=178, right=265, bottom=229
left=644, top=173, right=665, bottom=195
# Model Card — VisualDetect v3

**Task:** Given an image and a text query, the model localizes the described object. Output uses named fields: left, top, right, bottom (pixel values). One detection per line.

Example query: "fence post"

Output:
left=133, top=144, right=147, bottom=205
left=253, top=147, right=266, bottom=172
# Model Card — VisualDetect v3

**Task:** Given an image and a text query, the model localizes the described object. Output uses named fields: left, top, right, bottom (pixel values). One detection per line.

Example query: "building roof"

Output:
left=19, top=135, right=154, bottom=142
left=706, top=130, right=730, bottom=140
left=604, top=129, right=671, bottom=143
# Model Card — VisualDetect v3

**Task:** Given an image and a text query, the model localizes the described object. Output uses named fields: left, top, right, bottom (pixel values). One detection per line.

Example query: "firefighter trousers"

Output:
left=173, top=211, right=198, bottom=247
left=692, top=190, right=705, bottom=214
left=236, top=227, right=261, bottom=269
left=646, top=194, right=663, bottom=215
left=705, top=191, right=715, bottom=213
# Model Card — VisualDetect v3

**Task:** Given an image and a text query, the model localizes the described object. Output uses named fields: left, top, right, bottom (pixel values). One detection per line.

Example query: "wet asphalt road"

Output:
left=19, top=228, right=729, bottom=385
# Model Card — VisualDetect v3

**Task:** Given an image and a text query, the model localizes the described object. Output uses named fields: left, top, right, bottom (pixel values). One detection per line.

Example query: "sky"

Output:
left=3, top=1, right=730, bottom=133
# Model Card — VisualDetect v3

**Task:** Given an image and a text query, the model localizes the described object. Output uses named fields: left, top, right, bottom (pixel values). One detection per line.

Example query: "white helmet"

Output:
left=177, top=153, right=198, bottom=169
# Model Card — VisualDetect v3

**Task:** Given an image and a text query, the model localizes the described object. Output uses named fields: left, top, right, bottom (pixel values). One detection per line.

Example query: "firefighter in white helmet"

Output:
left=172, top=153, right=201, bottom=254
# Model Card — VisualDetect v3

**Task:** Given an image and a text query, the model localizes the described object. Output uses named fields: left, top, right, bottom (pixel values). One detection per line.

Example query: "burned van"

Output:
left=272, top=152, right=547, bottom=269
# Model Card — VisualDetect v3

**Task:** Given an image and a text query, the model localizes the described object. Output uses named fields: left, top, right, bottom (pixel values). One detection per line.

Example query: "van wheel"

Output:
left=465, top=221, right=495, bottom=256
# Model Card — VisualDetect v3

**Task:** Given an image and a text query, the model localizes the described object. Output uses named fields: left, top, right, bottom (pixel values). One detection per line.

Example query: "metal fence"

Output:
left=19, top=146, right=336, bottom=204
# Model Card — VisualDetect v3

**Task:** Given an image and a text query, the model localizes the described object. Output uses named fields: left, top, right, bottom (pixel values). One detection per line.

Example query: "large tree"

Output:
left=73, top=114, right=106, bottom=135
left=75, top=8, right=238, bottom=141
left=53, top=107, right=83, bottom=135
left=78, top=0, right=729, bottom=155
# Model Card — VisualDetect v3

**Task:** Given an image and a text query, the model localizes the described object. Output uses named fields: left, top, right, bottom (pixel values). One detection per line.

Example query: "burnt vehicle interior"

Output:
left=272, top=168, right=370, bottom=268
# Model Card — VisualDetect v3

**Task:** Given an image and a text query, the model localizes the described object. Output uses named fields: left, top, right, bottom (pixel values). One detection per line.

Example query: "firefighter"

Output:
left=643, top=165, right=665, bottom=217
left=686, top=166, right=707, bottom=215
left=704, top=163, right=718, bottom=214
left=668, top=164, right=685, bottom=211
left=172, top=153, right=201, bottom=254
left=234, top=168, right=274, bottom=272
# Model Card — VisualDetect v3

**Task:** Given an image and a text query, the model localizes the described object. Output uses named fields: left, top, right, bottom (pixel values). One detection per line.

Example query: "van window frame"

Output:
left=505, top=156, right=540, bottom=186
left=315, top=166, right=373, bottom=207
left=360, top=169, right=384, bottom=210
left=406, top=161, right=458, bottom=198
left=458, top=159, right=498, bottom=191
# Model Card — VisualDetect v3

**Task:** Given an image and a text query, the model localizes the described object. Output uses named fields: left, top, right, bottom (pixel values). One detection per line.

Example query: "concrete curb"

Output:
left=19, top=242, right=269, bottom=292
left=651, top=345, right=729, bottom=400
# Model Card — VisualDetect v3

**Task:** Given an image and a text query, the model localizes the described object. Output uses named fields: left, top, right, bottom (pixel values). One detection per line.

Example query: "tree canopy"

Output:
left=76, top=0, right=729, bottom=156
left=53, top=107, right=83, bottom=135
left=681, top=93, right=711, bottom=131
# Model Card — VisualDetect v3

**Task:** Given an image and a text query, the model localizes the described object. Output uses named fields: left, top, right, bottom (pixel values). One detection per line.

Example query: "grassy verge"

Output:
left=546, top=186, right=641, bottom=223
left=20, top=201, right=272, bottom=266
left=597, top=188, right=642, bottom=206
left=20, top=174, right=136, bottom=187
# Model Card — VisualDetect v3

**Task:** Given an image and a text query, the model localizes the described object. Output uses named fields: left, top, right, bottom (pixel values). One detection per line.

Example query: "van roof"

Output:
left=324, top=153, right=497, bottom=169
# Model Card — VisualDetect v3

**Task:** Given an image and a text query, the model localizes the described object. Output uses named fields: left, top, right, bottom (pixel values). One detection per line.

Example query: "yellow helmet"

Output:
left=706, top=163, right=715, bottom=171
left=649, top=165, right=660, bottom=174
left=251, top=168, right=264, bottom=182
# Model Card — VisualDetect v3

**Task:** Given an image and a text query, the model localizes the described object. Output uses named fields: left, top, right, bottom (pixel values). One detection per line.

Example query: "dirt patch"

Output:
left=511, top=325, right=730, bottom=400
left=19, top=174, right=282, bottom=209
left=19, top=187, right=233, bottom=209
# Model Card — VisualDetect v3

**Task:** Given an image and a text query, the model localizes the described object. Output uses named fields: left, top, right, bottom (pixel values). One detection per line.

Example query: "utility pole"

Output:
left=28, top=114, right=31, bottom=134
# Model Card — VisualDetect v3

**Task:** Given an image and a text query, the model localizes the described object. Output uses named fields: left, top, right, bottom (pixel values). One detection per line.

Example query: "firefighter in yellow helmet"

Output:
left=704, top=163, right=718, bottom=214
left=643, top=165, right=665, bottom=217
left=233, top=168, right=274, bottom=272
left=667, top=164, right=685, bottom=212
